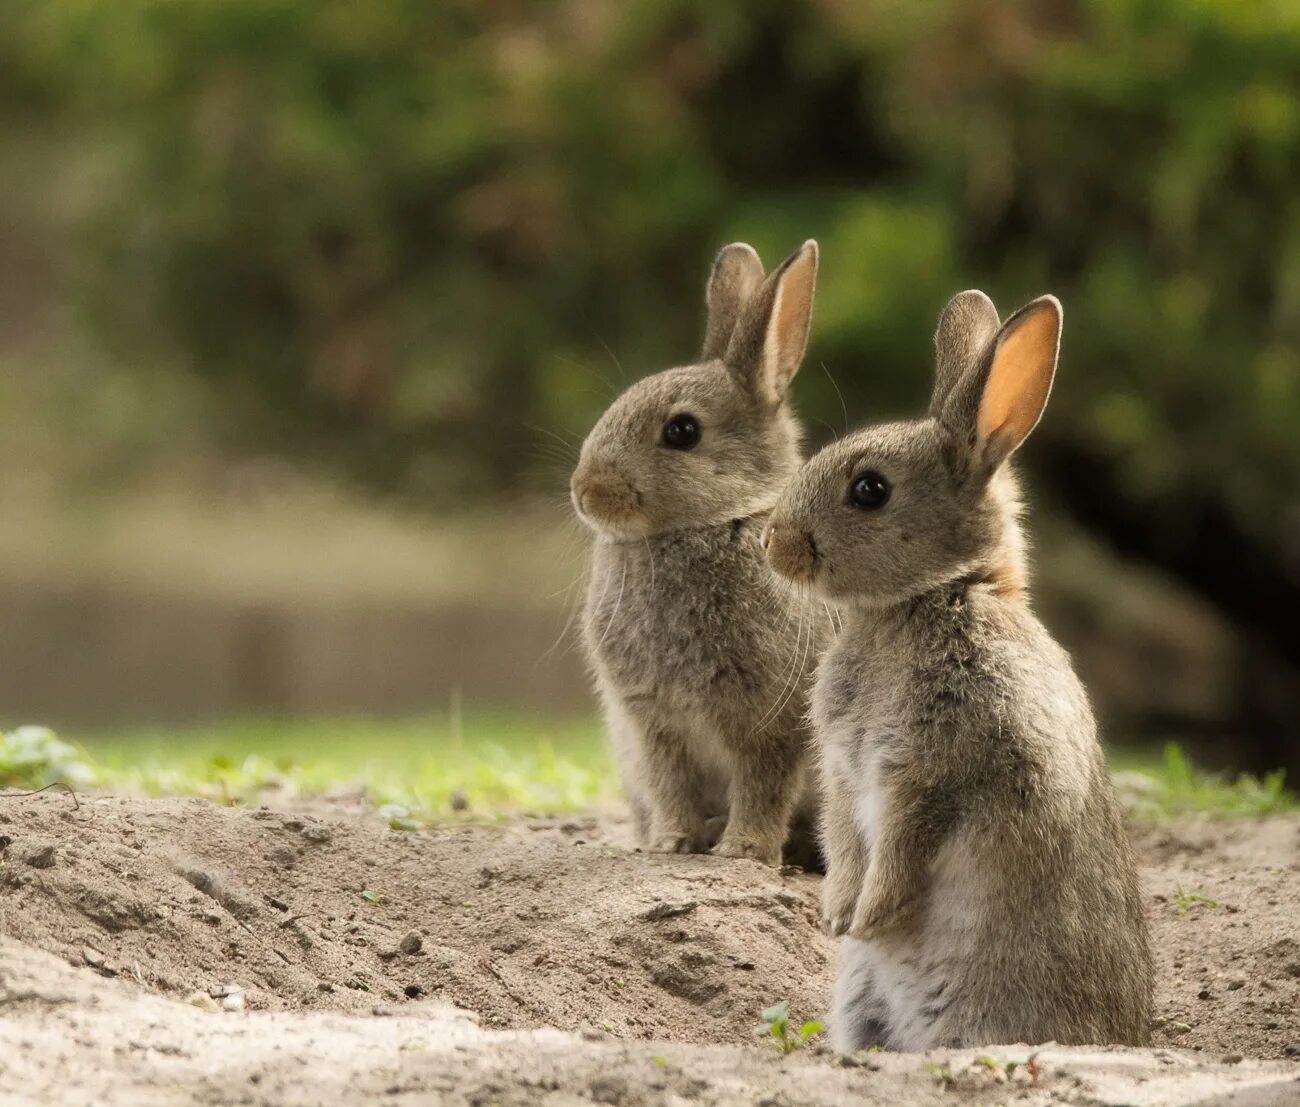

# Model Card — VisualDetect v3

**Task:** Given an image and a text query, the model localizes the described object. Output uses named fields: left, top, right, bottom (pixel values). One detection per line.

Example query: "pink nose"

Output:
left=759, top=522, right=774, bottom=551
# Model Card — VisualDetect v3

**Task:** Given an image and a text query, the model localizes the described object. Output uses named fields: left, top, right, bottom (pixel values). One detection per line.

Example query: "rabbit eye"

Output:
left=662, top=413, right=700, bottom=450
left=849, top=471, right=890, bottom=510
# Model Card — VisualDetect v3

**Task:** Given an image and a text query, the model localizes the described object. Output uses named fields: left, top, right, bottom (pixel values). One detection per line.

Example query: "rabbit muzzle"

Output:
left=765, top=522, right=818, bottom=583
left=570, top=466, right=644, bottom=532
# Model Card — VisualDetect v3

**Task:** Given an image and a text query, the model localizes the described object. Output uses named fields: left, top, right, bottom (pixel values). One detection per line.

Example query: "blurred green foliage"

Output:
left=2, top=0, right=1299, bottom=523
left=4, top=720, right=1291, bottom=821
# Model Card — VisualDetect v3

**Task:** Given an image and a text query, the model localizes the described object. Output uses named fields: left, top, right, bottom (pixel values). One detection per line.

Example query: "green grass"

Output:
left=1110, top=742, right=1295, bottom=820
left=1, top=723, right=1293, bottom=824
left=0, top=716, right=614, bottom=823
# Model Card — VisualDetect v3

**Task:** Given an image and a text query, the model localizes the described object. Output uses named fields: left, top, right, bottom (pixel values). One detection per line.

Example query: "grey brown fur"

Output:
left=765, top=290, right=1153, bottom=1049
left=572, top=241, right=828, bottom=867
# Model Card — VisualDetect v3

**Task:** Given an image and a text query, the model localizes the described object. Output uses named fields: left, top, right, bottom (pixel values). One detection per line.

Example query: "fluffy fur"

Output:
left=766, top=290, right=1153, bottom=1048
left=573, top=241, right=829, bottom=866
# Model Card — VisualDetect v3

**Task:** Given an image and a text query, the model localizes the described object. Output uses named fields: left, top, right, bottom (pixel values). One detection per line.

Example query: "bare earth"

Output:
left=0, top=793, right=1297, bottom=1105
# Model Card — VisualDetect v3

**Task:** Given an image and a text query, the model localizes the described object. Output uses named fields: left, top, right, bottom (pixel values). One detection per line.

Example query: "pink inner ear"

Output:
left=976, top=304, right=1059, bottom=455
left=775, top=255, right=814, bottom=353
left=761, top=251, right=816, bottom=402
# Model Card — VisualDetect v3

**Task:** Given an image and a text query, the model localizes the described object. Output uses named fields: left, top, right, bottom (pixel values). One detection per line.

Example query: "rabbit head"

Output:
left=571, top=241, right=819, bottom=540
left=765, top=290, right=1062, bottom=607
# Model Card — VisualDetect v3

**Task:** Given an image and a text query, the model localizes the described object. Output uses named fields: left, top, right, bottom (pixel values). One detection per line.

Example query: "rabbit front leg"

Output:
left=849, top=778, right=947, bottom=941
left=713, top=729, right=801, bottom=865
left=638, top=721, right=712, bottom=854
left=821, top=778, right=869, bottom=935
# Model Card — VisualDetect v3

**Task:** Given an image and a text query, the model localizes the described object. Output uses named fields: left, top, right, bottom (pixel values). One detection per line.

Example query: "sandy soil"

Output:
left=0, top=793, right=1298, bottom=1105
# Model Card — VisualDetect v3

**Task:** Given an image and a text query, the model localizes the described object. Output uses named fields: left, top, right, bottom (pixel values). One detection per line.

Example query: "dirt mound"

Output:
left=0, top=794, right=830, bottom=1043
left=0, top=792, right=1298, bottom=1071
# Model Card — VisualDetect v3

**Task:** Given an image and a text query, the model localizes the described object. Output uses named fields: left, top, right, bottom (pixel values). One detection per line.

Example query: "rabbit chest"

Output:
left=586, top=521, right=807, bottom=723
left=812, top=633, right=911, bottom=848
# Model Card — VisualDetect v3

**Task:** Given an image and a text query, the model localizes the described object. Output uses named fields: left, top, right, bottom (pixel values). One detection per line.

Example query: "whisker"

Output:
left=768, top=602, right=811, bottom=731
left=526, top=423, right=582, bottom=457
left=552, top=353, right=619, bottom=398
left=806, top=414, right=840, bottom=441
left=582, top=311, right=627, bottom=384
left=755, top=600, right=806, bottom=735
left=821, top=361, right=849, bottom=436
left=539, top=578, right=585, bottom=663
left=592, top=560, right=628, bottom=656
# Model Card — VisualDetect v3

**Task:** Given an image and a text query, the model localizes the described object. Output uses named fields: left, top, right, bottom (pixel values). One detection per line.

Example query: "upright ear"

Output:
left=724, top=239, right=818, bottom=406
left=930, top=289, right=1000, bottom=416
left=940, top=294, right=1062, bottom=475
left=702, top=243, right=765, bottom=361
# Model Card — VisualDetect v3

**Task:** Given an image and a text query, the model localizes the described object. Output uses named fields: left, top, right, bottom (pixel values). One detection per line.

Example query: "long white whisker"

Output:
left=768, top=595, right=812, bottom=731
left=593, top=560, right=628, bottom=656
left=582, top=313, right=627, bottom=384
left=539, top=579, right=585, bottom=664
left=755, top=599, right=806, bottom=735
left=821, top=361, right=849, bottom=436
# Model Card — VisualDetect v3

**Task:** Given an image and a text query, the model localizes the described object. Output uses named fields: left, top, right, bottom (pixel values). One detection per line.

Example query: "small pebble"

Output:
left=210, top=982, right=244, bottom=1013
left=1221, top=1054, right=1243, bottom=1064
left=1284, top=1042, right=1300, bottom=1058
left=82, top=946, right=105, bottom=968
left=449, top=790, right=470, bottom=813
left=26, top=845, right=57, bottom=869
left=1226, top=978, right=1246, bottom=991
left=398, top=931, right=423, bottom=956
left=1197, top=989, right=1212, bottom=1000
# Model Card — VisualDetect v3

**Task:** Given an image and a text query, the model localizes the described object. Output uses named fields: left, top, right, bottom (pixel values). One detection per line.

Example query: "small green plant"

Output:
left=360, top=889, right=383, bottom=905
left=1173, top=883, right=1219, bottom=915
left=976, top=1051, right=1041, bottom=1086
left=923, top=1061, right=956, bottom=1089
left=377, top=804, right=423, bottom=832
left=756, top=1001, right=823, bottom=1055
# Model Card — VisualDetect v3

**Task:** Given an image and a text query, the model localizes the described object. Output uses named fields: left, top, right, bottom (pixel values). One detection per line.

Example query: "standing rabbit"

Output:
left=571, top=241, right=828, bottom=867
left=764, top=290, right=1152, bottom=1048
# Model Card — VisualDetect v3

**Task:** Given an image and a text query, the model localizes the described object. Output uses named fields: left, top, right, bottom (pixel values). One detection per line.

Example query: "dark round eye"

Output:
left=662, top=413, right=700, bottom=450
left=849, top=471, right=891, bottom=509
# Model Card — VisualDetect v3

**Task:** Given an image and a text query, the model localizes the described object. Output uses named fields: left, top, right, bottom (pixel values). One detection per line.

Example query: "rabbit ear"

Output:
left=943, top=296, right=1061, bottom=475
left=930, top=290, right=1000, bottom=416
left=702, top=243, right=764, bottom=361
left=724, top=240, right=818, bottom=406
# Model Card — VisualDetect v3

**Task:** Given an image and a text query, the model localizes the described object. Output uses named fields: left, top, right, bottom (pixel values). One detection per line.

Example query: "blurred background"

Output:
left=0, top=0, right=1297, bottom=796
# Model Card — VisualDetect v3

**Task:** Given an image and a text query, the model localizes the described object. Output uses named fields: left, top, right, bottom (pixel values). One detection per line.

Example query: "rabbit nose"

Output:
left=571, top=468, right=640, bottom=525
left=766, top=524, right=817, bottom=582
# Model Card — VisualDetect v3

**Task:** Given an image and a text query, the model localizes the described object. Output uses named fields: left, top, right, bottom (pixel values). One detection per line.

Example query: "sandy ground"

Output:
left=0, top=793, right=1298, bottom=1105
